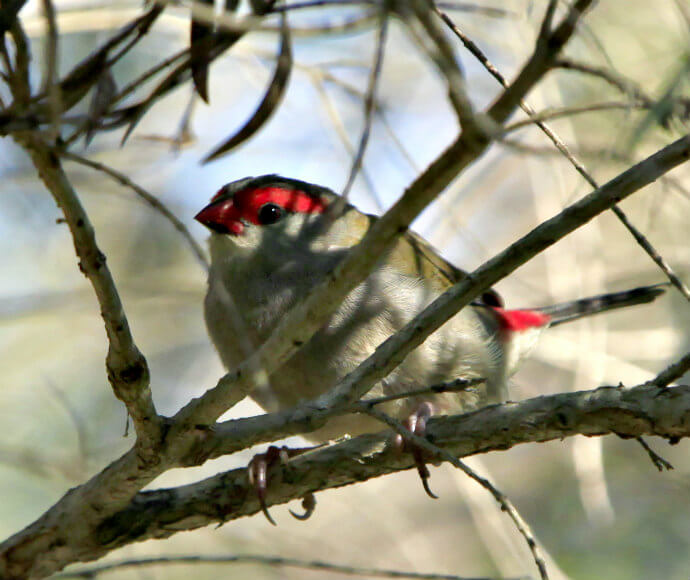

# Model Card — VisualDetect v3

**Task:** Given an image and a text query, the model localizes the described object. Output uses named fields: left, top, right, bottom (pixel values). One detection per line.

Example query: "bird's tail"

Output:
left=535, top=283, right=668, bottom=327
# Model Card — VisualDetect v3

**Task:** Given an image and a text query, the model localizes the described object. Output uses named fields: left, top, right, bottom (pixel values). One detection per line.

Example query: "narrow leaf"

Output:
left=203, top=13, right=292, bottom=163
left=190, top=0, right=216, bottom=102
left=121, top=0, right=275, bottom=143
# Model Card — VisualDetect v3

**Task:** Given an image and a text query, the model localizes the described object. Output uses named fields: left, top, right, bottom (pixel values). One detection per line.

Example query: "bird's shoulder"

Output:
left=357, top=212, right=502, bottom=306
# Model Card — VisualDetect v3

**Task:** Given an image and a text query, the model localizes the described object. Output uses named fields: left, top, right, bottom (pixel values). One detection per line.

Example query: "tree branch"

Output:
left=438, top=6, right=690, bottom=301
left=59, top=150, right=209, bottom=271
left=173, top=132, right=690, bottom=466
left=57, top=554, right=505, bottom=580
left=17, top=136, right=161, bottom=448
left=170, top=0, right=596, bottom=430
left=2, top=3, right=677, bottom=577
left=89, top=383, right=690, bottom=552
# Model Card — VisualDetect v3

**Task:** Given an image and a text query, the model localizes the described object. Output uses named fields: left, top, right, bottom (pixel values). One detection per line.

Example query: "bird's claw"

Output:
left=248, top=446, right=286, bottom=525
left=289, top=492, right=317, bottom=520
left=394, top=402, right=438, bottom=499
left=247, top=445, right=319, bottom=525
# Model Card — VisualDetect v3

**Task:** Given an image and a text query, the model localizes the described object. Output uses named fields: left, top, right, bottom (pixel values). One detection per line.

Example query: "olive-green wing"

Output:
left=389, top=223, right=502, bottom=306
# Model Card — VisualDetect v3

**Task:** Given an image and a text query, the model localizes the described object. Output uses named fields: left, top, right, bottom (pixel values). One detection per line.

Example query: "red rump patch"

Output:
left=492, top=308, right=551, bottom=332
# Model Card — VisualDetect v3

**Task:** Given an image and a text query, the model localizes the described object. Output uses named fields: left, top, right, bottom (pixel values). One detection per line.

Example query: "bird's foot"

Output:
left=247, top=444, right=319, bottom=525
left=393, top=401, right=438, bottom=499
left=289, top=492, right=317, bottom=520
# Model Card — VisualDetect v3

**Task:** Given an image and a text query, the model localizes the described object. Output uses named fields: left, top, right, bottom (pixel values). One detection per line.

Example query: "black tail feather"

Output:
left=536, top=283, right=668, bottom=327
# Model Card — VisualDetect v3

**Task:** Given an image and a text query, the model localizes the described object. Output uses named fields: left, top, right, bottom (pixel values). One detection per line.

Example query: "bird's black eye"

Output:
left=257, top=203, right=284, bottom=225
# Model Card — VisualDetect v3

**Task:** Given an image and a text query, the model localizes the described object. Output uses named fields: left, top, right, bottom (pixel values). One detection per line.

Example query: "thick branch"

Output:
left=94, top=383, right=690, bottom=550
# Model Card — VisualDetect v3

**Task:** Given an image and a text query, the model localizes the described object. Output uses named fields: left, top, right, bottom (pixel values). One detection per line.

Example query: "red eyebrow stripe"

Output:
left=237, top=186, right=327, bottom=220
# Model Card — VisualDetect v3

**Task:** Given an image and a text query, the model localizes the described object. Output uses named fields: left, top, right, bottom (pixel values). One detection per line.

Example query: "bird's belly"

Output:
left=205, top=266, right=507, bottom=441
left=248, top=309, right=499, bottom=441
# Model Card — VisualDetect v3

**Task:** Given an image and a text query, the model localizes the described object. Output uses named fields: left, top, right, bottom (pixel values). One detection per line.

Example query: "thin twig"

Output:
left=504, top=101, right=649, bottom=131
left=609, top=204, right=690, bottom=300
left=112, top=48, right=188, bottom=107
left=55, top=553, right=508, bottom=580
left=309, top=66, right=385, bottom=209
left=412, top=0, right=481, bottom=135
left=553, top=58, right=654, bottom=106
left=40, top=0, right=62, bottom=140
left=650, top=350, right=690, bottom=387
left=272, top=0, right=373, bottom=11
left=361, top=406, right=550, bottom=580
left=340, top=8, right=388, bottom=199
left=59, top=150, right=209, bottom=270
left=438, top=6, right=690, bottom=301
left=635, top=437, right=673, bottom=471
left=269, top=0, right=514, bottom=19
left=360, top=377, right=484, bottom=407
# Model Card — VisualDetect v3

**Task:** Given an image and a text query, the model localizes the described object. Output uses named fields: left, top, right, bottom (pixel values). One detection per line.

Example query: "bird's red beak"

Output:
left=195, top=198, right=244, bottom=235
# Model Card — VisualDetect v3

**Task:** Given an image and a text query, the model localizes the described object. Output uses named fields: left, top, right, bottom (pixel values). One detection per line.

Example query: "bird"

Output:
left=195, top=174, right=666, bottom=519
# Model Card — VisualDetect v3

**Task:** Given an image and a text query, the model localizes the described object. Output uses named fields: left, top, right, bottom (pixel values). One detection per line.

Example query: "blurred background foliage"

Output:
left=1, top=0, right=689, bottom=578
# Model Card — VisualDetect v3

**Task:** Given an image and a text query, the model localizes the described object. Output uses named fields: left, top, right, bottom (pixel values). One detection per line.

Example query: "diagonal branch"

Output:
left=361, top=405, right=549, bottom=580
left=18, top=136, right=161, bottom=448
left=59, top=150, right=209, bottom=270
left=170, top=0, right=597, bottom=429
left=194, top=132, right=690, bottom=462
left=437, top=8, right=690, bottom=300
left=650, top=350, right=690, bottom=387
